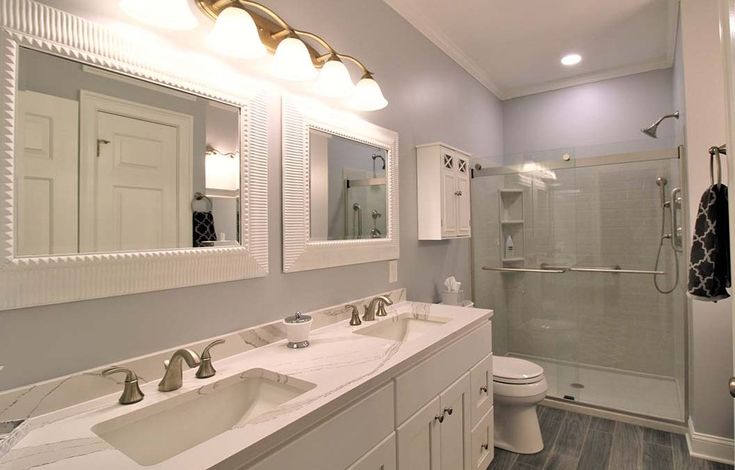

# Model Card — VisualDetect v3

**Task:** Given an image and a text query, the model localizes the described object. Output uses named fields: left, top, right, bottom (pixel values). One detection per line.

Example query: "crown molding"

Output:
left=384, top=0, right=679, bottom=100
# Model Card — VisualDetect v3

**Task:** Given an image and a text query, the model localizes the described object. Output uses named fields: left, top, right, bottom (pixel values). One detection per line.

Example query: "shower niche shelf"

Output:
left=499, top=189, right=525, bottom=263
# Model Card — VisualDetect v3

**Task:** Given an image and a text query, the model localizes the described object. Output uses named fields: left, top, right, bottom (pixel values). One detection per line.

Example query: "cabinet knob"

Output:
left=480, top=385, right=489, bottom=394
left=481, top=443, right=489, bottom=451
left=443, top=407, right=453, bottom=416
left=454, top=190, right=463, bottom=196
left=434, top=414, right=445, bottom=424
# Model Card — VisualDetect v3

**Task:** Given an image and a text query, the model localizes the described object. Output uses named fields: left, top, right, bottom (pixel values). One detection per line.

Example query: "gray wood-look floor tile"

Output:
left=577, top=429, right=613, bottom=470
left=553, top=413, right=591, bottom=459
left=486, top=407, right=733, bottom=470
left=589, top=417, right=616, bottom=434
left=642, top=443, right=673, bottom=470
left=609, top=422, right=644, bottom=469
left=489, top=448, right=518, bottom=470
left=644, top=427, right=673, bottom=447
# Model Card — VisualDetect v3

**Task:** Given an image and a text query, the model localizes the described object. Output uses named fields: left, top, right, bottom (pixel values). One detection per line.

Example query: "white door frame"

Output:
left=79, top=90, right=193, bottom=252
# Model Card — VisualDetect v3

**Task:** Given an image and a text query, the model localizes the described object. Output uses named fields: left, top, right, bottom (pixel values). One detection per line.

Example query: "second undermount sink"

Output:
left=92, top=369, right=315, bottom=466
left=354, top=312, right=451, bottom=342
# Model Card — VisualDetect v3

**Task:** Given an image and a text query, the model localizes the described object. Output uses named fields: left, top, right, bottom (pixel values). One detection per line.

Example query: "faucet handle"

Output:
left=102, top=367, right=144, bottom=405
left=196, top=339, right=225, bottom=379
left=347, top=304, right=362, bottom=326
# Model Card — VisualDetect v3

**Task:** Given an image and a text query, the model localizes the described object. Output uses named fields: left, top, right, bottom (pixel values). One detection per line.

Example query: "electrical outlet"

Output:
left=389, top=260, right=398, bottom=283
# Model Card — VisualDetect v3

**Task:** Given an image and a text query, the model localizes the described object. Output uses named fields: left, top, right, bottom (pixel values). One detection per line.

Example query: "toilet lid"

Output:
left=493, top=356, right=544, bottom=384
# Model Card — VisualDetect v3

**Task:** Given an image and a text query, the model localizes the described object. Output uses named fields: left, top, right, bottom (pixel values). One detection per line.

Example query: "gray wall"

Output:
left=501, top=68, right=676, bottom=163
left=0, top=0, right=503, bottom=390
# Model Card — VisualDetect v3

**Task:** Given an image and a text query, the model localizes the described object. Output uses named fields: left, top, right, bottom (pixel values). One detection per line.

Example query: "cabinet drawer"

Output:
left=470, top=408, right=494, bottom=470
left=395, top=321, right=492, bottom=425
left=347, top=432, right=396, bottom=470
left=248, top=383, right=394, bottom=470
left=469, top=353, right=493, bottom=428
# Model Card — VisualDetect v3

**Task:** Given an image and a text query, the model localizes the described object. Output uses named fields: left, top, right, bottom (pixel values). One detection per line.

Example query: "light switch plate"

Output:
left=389, top=260, right=398, bottom=283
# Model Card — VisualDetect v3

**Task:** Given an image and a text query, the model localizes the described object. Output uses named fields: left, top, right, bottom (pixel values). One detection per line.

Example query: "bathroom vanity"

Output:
left=0, top=301, right=493, bottom=469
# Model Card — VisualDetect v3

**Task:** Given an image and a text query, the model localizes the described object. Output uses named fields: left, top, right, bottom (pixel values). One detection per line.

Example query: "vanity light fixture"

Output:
left=561, top=53, right=582, bottom=66
left=120, top=0, right=198, bottom=31
left=195, top=0, right=388, bottom=111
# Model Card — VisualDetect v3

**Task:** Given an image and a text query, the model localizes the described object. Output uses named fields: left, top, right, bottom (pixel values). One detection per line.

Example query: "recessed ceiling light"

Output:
left=561, top=54, right=582, bottom=66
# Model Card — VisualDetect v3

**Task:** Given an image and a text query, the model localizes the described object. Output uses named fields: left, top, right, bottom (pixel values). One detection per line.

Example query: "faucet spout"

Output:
left=363, top=295, right=394, bottom=321
left=158, top=348, right=201, bottom=392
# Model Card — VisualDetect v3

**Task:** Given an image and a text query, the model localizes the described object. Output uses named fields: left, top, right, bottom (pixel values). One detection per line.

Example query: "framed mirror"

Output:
left=0, top=0, right=269, bottom=309
left=282, top=97, right=399, bottom=272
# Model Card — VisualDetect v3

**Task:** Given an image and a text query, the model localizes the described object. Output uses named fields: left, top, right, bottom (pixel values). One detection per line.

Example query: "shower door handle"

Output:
left=729, top=377, right=735, bottom=398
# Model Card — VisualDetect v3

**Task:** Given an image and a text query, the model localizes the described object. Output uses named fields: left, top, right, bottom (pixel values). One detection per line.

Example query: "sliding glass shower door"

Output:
left=471, top=151, right=686, bottom=422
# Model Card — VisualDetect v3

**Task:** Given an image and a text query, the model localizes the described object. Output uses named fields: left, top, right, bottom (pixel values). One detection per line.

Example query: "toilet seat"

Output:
left=493, top=356, right=544, bottom=385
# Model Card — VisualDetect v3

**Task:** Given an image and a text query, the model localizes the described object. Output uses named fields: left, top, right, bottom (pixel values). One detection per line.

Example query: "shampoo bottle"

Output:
left=505, top=235, right=514, bottom=258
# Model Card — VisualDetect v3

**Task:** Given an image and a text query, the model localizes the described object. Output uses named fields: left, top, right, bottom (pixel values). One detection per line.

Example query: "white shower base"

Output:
left=508, top=353, right=684, bottom=422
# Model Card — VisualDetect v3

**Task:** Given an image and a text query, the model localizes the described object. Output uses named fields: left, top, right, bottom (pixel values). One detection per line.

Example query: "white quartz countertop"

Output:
left=0, top=301, right=492, bottom=470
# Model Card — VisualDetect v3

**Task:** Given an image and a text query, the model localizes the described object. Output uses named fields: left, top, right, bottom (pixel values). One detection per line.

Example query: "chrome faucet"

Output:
left=102, top=367, right=145, bottom=405
left=196, top=339, right=225, bottom=379
left=158, top=349, right=200, bottom=392
left=363, top=295, right=393, bottom=321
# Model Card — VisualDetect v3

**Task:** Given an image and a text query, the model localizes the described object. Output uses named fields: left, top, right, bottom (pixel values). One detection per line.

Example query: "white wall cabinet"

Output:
left=417, top=143, right=472, bottom=240
left=247, top=322, right=493, bottom=470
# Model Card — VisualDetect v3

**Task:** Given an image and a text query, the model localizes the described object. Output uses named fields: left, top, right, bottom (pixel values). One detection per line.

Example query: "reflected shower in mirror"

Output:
left=309, top=129, right=387, bottom=241
left=15, top=48, right=241, bottom=256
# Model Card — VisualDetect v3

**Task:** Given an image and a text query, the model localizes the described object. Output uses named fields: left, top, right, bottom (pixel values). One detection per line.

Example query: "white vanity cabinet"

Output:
left=246, top=321, right=493, bottom=470
left=417, top=143, right=472, bottom=240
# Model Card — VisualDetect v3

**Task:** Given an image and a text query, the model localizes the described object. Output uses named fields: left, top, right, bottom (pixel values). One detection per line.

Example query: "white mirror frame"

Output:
left=282, top=96, right=399, bottom=272
left=0, top=0, right=269, bottom=310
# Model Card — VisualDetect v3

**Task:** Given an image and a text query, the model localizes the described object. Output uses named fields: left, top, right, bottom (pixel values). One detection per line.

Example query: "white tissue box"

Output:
left=441, top=290, right=464, bottom=306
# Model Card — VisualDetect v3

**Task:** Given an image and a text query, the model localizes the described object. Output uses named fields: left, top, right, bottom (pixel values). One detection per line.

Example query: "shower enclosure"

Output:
left=471, top=146, right=687, bottom=422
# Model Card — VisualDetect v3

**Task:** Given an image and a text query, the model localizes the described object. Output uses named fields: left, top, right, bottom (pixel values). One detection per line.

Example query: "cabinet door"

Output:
left=441, top=170, right=457, bottom=238
left=439, top=374, right=472, bottom=470
left=470, top=408, right=494, bottom=470
left=348, top=433, right=397, bottom=470
left=456, top=174, right=471, bottom=237
left=397, top=396, right=442, bottom=470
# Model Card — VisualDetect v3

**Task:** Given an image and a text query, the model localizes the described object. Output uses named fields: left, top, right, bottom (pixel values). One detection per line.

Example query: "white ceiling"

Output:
left=383, top=0, right=679, bottom=100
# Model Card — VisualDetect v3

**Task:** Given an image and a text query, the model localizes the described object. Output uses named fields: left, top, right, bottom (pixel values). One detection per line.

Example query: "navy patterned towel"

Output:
left=193, top=211, right=217, bottom=247
left=688, top=184, right=730, bottom=301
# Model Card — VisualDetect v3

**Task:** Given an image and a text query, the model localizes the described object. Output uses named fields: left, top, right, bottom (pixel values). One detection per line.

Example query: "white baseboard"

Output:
left=687, top=418, right=735, bottom=465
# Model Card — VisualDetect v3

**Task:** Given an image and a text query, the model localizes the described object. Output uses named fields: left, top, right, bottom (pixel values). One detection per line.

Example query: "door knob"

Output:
left=729, top=377, right=735, bottom=398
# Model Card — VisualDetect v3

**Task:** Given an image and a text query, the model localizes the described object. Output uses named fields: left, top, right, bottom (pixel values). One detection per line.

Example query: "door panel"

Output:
left=16, top=91, right=79, bottom=256
left=441, top=172, right=457, bottom=237
left=440, top=374, right=471, bottom=470
left=457, top=175, right=471, bottom=236
left=397, top=397, right=441, bottom=470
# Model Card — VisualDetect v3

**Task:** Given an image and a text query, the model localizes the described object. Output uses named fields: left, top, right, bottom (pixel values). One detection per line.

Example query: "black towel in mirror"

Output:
left=193, top=211, right=217, bottom=247
left=688, top=184, right=730, bottom=301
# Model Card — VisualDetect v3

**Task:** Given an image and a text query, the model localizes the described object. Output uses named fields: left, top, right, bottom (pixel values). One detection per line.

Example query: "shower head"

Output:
left=641, top=111, right=680, bottom=139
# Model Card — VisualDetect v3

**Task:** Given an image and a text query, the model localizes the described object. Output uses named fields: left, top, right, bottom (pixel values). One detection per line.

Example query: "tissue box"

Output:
left=441, top=290, right=464, bottom=306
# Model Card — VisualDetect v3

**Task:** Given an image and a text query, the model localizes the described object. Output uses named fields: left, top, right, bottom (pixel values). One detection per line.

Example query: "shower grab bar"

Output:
left=540, top=263, right=665, bottom=275
left=482, top=266, right=567, bottom=273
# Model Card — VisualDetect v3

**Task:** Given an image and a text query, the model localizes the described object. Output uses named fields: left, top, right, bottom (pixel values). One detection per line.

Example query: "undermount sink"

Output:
left=92, top=368, right=315, bottom=466
left=354, top=312, right=451, bottom=342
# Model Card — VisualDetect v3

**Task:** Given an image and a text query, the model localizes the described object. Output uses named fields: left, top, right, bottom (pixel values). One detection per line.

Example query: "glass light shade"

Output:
left=120, top=0, right=198, bottom=30
left=205, top=7, right=267, bottom=59
left=314, top=59, right=354, bottom=98
left=206, top=152, right=240, bottom=191
left=272, top=37, right=318, bottom=81
left=350, top=76, right=388, bottom=111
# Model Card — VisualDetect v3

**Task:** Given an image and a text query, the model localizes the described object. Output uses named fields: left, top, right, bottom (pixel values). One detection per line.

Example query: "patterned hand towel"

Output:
left=193, top=211, right=217, bottom=247
left=688, top=184, right=730, bottom=301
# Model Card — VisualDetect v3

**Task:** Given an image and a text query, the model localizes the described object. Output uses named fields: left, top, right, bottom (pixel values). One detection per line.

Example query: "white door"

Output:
left=724, top=0, right=735, bottom=452
left=79, top=91, right=193, bottom=252
left=16, top=91, right=79, bottom=256
left=440, top=374, right=472, bottom=470
left=441, top=156, right=458, bottom=238
left=397, top=396, right=442, bottom=470
left=456, top=168, right=471, bottom=237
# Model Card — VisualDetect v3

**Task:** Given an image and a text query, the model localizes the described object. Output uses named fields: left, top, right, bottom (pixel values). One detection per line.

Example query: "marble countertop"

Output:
left=0, top=301, right=492, bottom=470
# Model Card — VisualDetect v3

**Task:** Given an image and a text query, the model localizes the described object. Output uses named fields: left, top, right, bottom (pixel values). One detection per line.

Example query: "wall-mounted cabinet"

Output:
left=417, top=143, right=472, bottom=240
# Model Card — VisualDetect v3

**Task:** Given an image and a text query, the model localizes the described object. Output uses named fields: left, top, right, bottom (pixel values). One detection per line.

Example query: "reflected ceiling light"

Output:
left=194, top=0, right=387, bottom=110
left=350, top=73, right=388, bottom=111
left=314, top=55, right=354, bottom=98
left=561, top=53, right=582, bottom=66
left=120, top=0, right=198, bottom=30
left=205, top=7, right=267, bottom=59
left=272, top=35, right=318, bottom=81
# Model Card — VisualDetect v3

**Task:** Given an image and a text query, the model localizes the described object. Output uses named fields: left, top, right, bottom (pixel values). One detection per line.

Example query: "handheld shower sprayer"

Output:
left=656, top=176, right=669, bottom=208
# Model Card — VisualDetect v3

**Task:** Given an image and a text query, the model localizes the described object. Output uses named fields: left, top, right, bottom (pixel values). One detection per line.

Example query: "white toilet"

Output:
left=493, top=356, right=548, bottom=454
